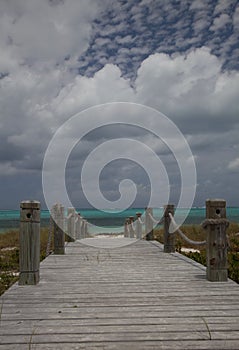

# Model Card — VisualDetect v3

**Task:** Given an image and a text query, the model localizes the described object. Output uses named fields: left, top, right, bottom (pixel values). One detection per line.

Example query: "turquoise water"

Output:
left=0, top=207, right=238, bottom=234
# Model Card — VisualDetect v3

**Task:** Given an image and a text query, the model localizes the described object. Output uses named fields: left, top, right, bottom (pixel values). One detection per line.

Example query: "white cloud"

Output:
left=0, top=0, right=100, bottom=65
left=214, top=0, right=234, bottom=16
left=52, top=64, right=135, bottom=118
left=228, top=158, right=239, bottom=170
left=94, top=37, right=112, bottom=46
left=116, top=35, right=135, bottom=45
left=1, top=0, right=239, bottom=207
left=233, top=5, right=239, bottom=30
left=190, top=0, right=208, bottom=11
left=193, top=18, right=210, bottom=32
left=2, top=46, right=239, bottom=179
left=210, top=13, right=231, bottom=31
left=135, top=47, right=222, bottom=114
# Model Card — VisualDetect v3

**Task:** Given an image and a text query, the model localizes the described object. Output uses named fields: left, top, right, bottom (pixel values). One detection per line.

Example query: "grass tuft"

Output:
left=0, top=228, right=52, bottom=295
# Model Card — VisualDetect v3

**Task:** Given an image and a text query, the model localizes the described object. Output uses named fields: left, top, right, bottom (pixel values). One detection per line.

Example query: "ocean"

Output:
left=0, top=207, right=239, bottom=235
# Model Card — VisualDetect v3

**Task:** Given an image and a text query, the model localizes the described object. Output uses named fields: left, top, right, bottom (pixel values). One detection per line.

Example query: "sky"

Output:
left=0, top=0, right=239, bottom=210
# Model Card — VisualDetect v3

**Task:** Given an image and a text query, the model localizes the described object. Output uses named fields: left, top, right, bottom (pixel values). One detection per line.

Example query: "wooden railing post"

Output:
left=145, top=208, right=154, bottom=240
left=205, top=199, right=228, bottom=282
left=129, top=216, right=135, bottom=238
left=53, top=204, right=65, bottom=255
left=19, top=200, right=40, bottom=285
left=164, top=204, right=175, bottom=253
left=85, top=221, right=88, bottom=237
left=81, top=219, right=87, bottom=238
left=136, top=213, right=142, bottom=239
left=67, top=207, right=75, bottom=241
left=124, top=219, right=129, bottom=237
left=75, top=213, right=82, bottom=240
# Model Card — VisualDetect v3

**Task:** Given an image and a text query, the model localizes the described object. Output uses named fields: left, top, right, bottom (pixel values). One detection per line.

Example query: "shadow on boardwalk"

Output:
left=1, top=239, right=239, bottom=349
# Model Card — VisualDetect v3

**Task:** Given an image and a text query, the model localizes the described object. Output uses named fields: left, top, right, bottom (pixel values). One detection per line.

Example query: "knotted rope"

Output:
left=201, top=218, right=230, bottom=229
left=138, top=216, right=144, bottom=225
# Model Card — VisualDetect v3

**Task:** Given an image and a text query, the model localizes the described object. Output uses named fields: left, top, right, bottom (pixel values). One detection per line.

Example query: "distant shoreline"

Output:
left=0, top=206, right=239, bottom=235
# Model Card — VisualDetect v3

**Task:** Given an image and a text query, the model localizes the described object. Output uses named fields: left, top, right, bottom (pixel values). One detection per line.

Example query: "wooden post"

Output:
left=145, top=208, right=154, bottom=240
left=124, top=218, right=129, bottom=237
left=205, top=199, right=228, bottom=282
left=81, top=219, right=87, bottom=238
left=136, top=213, right=142, bottom=239
left=129, top=216, right=135, bottom=238
left=75, top=213, right=82, bottom=240
left=164, top=204, right=175, bottom=253
left=67, top=207, right=75, bottom=241
left=53, top=204, right=65, bottom=255
left=19, top=200, right=40, bottom=285
left=85, top=221, right=88, bottom=237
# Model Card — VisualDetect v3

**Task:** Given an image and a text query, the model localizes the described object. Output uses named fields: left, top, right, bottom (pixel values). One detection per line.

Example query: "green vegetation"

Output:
left=0, top=228, right=51, bottom=295
left=154, top=222, right=239, bottom=284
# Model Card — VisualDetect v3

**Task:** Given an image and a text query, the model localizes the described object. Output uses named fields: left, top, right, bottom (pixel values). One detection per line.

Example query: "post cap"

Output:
left=206, top=199, right=226, bottom=219
left=20, top=201, right=40, bottom=222
left=164, top=204, right=175, bottom=215
left=20, top=201, right=40, bottom=209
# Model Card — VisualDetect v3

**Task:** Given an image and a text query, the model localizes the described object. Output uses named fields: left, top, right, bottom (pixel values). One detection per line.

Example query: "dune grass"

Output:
left=0, top=228, right=51, bottom=295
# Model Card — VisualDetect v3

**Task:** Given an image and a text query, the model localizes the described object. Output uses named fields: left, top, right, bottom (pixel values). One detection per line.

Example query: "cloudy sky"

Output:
left=0, top=0, right=239, bottom=210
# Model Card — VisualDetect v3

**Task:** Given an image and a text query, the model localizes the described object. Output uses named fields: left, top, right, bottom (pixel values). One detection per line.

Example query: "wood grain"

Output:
left=1, top=239, right=239, bottom=349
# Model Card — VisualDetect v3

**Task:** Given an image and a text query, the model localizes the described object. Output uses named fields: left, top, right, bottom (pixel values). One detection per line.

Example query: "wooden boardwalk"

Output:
left=1, top=238, right=239, bottom=349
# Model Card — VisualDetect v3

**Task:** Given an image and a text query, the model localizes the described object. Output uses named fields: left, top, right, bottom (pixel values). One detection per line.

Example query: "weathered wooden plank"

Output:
left=2, top=303, right=239, bottom=314
left=1, top=329, right=239, bottom=345
left=2, top=322, right=239, bottom=336
left=2, top=340, right=239, bottom=350
left=2, top=310, right=239, bottom=322
left=0, top=331, right=235, bottom=344
left=3, top=297, right=239, bottom=307
left=1, top=239, right=239, bottom=349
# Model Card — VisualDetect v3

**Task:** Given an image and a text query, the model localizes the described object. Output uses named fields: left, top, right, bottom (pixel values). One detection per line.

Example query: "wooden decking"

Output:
left=1, top=238, right=239, bottom=349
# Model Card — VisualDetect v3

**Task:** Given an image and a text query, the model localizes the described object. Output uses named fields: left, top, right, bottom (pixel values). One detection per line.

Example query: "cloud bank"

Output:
left=0, top=0, right=239, bottom=208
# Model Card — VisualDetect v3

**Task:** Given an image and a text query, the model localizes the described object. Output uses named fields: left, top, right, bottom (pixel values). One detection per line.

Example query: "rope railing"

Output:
left=138, top=216, right=144, bottom=225
left=130, top=221, right=136, bottom=232
left=126, top=223, right=130, bottom=237
left=46, top=204, right=91, bottom=251
left=148, top=212, right=164, bottom=225
left=169, top=212, right=206, bottom=246
left=19, top=197, right=234, bottom=289
left=123, top=210, right=163, bottom=240
left=201, top=218, right=230, bottom=229
left=20, top=198, right=231, bottom=285
left=164, top=199, right=229, bottom=282
left=123, top=214, right=144, bottom=239
left=129, top=220, right=136, bottom=238
left=66, top=213, right=73, bottom=220
left=48, top=200, right=230, bottom=284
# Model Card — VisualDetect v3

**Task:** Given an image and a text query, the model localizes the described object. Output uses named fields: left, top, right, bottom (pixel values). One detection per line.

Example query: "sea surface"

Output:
left=0, top=207, right=239, bottom=235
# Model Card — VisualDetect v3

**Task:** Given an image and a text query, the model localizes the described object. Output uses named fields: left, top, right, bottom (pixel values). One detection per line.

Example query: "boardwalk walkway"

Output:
left=1, top=238, right=239, bottom=349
